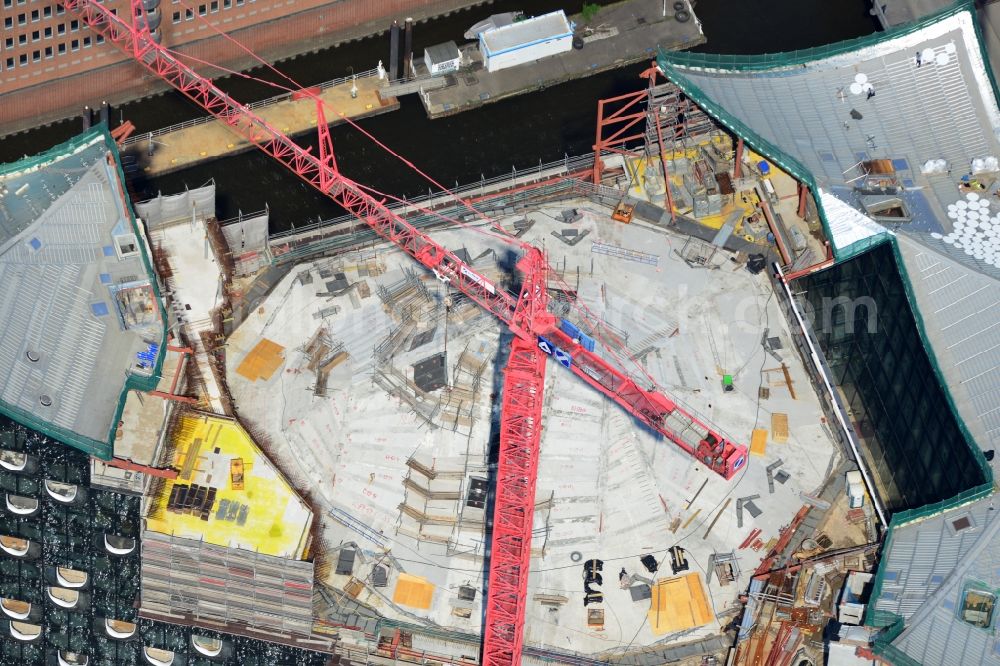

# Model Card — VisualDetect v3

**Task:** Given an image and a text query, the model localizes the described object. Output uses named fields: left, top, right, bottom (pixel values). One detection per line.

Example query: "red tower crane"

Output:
left=62, top=2, right=749, bottom=663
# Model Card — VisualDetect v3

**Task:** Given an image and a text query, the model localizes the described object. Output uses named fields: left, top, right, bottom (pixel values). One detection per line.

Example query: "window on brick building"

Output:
left=184, top=8, right=192, bottom=18
left=18, top=34, right=26, bottom=45
left=17, top=0, right=25, bottom=5
left=44, top=26, right=51, bottom=37
left=57, top=23, right=64, bottom=34
left=18, top=53, right=27, bottom=65
left=198, top=3, right=206, bottom=14
left=71, top=38, right=78, bottom=50
left=57, top=42, right=65, bottom=54
left=70, top=19, right=79, bottom=31
left=95, top=34, right=103, bottom=43
left=56, top=4, right=64, bottom=14
left=31, top=30, right=39, bottom=41
left=4, top=37, right=12, bottom=48
left=5, top=57, right=13, bottom=70
left=17, top=13, right=26, bottom=25
left=44, top=45, right=51, bottom=58
left=82, top=35, right=91, bottom=47
left=43, top=6, right=51, bottom=17
left=172, top=10, right=179, bottom=22
left=32, top=50, right=40, bottom=62
left=2, top=0, right=11, bottom=8
left=30, top=8, right=38, bottom=21
left=210, top=0, right=217, bottom=11
left=3, top=17, right=12, bottom=28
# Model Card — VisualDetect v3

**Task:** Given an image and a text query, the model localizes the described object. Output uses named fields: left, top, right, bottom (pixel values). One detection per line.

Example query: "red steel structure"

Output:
left=486, top=335, right=548, bottom=665
left=591, top=66, right=675, bottom=217
left=63, top=2, right=749, bottom=662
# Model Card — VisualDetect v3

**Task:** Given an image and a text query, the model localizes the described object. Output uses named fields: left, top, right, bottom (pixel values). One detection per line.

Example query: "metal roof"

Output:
left=480, top=11, right=572, bottom=56
left=657, top=2, right=1000, bottom=471
left=0, top=127, right=166, bottom=457
left=895, top=235, right=1000, bottom=463
left=656, top=5, right=1000, bottom=661
left=425, top=41, right=460, bottom=66
left=872, top=496, right=1000, bottom=665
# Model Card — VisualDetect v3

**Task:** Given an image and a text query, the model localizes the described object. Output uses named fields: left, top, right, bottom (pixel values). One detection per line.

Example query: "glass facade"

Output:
left=0, top=418, right=330, bottom=666
left=796, top=243, right=987, bottom=513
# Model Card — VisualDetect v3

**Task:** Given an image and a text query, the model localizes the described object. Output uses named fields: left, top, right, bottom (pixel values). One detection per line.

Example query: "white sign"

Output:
left=460, top=264, right=496, bottom=295
left=537, top=337, right=553, bottom=355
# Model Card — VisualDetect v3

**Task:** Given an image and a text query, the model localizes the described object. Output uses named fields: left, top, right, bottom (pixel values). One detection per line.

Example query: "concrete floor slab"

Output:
left=224, top=198, right=841, bottom=654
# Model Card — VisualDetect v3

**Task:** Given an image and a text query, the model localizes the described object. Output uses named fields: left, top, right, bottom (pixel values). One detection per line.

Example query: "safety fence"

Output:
left=266, top=152, right=599, bottom=264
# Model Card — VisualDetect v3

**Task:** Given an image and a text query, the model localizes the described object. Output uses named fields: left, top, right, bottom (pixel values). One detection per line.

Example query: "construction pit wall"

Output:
left=220, top=196, right=848, bottom=659
left=615, top=132, right=829, bottom=273
left=134, top=184, right=235, bottom=415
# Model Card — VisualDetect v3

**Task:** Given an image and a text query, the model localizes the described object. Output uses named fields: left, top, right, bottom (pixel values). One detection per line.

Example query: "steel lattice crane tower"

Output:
left=62, top=2, right=749, bottom=662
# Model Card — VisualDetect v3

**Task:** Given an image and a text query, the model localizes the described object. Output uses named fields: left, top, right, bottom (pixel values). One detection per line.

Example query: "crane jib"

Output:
left=65, top=3, right=750, bottom=661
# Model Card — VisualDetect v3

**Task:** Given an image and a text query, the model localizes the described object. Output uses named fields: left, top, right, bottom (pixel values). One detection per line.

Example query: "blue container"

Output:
left=559, top=319, right=596, bottom=352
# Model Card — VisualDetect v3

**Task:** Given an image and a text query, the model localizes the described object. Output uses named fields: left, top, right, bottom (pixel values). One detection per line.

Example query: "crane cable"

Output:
left=157, top=0, right=525, bottom=246
left=143, top=2, right=725, bottom=430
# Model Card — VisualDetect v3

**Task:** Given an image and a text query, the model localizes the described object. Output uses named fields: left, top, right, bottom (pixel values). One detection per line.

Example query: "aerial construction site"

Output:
left=5, top=1, right=1000, bottom=666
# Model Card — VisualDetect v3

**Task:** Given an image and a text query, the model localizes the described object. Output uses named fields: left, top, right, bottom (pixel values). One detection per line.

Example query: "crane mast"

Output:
left=63, top=2, right=748, bottom=663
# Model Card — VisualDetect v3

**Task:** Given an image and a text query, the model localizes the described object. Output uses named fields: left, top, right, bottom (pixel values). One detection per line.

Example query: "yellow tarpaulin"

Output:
left=235, top=338, right=285, bottom=381
left=145, top=413, right=312, bottom=559
left=750, top=428, right=768, bottom=456
left=648, top=572, right=713, bottom=635
left=393, top=573, right=435, bottom=610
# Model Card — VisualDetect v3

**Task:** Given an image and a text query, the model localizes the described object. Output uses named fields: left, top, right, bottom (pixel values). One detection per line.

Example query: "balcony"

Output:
left=143, top=646, right=176, bottom=665
left=45, top=480, right=79, bottom=504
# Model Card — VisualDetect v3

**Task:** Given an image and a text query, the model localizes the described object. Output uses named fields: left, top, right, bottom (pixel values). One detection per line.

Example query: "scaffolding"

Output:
left=0, top=419, right=329, bottom=666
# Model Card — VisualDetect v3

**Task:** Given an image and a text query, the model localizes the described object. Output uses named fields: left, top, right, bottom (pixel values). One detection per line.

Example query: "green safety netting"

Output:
left=658, top=0, right=981, bottom=72
left=0, top=124, right=167, bottom=460
left=656, top=3, right=999, bottom=657
left=867, top=610, right=923, bottom=666
left=656, top=0, right=999, bottom=265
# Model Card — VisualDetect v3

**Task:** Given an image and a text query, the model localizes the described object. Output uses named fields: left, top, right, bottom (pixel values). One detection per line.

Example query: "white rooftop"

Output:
left=480, top=11, right=573, bottom=56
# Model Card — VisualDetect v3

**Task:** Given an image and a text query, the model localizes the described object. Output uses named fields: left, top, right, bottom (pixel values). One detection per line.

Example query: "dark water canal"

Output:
left=0, top=0, right=879, bottom=229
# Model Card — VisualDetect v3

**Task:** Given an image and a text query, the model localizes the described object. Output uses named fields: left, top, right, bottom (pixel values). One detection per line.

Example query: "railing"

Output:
left=771, top=262, right=888, bottom=528
left=217, top=207, right=269, bottom=227
left=267, top=178, right=586, bottom=266
left=120, top=67, right=380, bottom=147
left=268, top=151, right=600, bottom=242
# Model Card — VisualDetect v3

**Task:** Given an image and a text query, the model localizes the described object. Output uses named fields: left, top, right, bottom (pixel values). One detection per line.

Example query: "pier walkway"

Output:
left=417, top=0, right=705, bottom=118
left=124, top=70, right=397, bottom=177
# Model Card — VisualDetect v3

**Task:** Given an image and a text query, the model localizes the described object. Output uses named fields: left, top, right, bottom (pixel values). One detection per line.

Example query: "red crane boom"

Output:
left=63, top=3, right=747, bottom=663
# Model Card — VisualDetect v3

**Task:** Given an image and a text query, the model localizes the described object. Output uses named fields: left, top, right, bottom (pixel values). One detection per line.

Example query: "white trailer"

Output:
left=480, top=10, right=574, bottom=73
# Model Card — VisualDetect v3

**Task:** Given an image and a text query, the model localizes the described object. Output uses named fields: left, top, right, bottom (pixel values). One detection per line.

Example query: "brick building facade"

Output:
left=0, top=0, right=484, bottom=135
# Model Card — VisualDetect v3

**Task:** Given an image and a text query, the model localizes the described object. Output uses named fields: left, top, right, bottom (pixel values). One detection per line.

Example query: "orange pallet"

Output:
left=611, top=202, right=634, bottom=224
